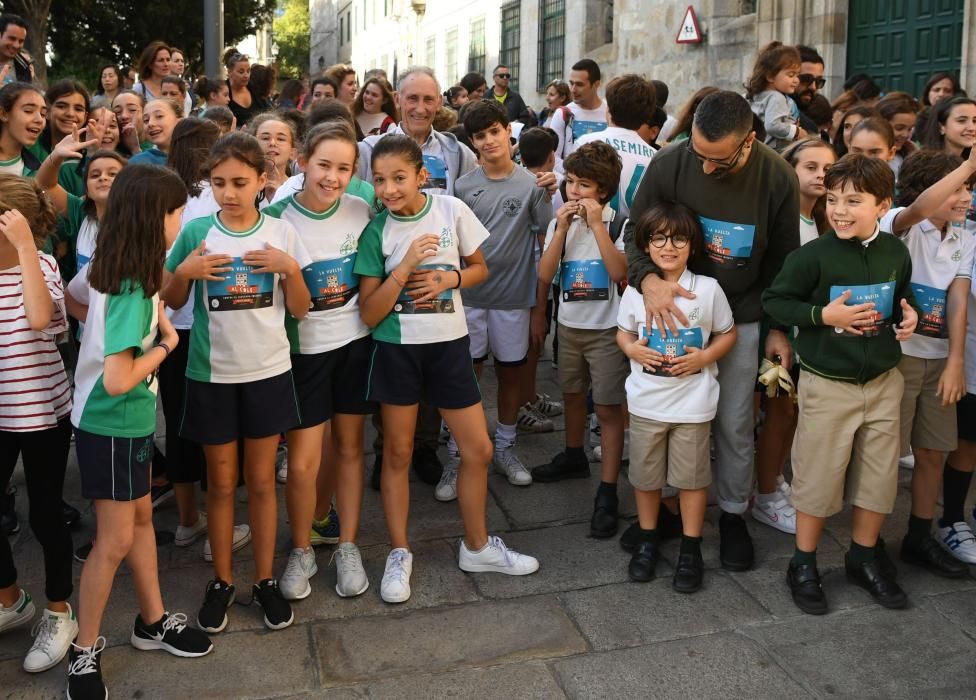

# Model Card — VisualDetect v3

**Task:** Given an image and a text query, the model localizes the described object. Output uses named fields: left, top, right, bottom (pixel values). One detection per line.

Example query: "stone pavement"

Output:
left=4, top=353, right=976, bottom=699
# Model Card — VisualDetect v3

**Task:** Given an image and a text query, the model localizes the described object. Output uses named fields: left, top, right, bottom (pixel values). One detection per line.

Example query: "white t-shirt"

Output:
left=543, top=204, right=625, bottom=330
left=881, top=207, right=975, bottom=359
left=575, top=126, right=654, bottom=219
left=799, top=215, right=819, bottom=246
left=967, top=265, right=976, bottom=394
left=263, top=193, right=372, bottom=354
left=0, top=155, right=26, bottom=176
left=658, top=114, right=678, bottom=143
left=164, top=212, right=312, bottom=383
left=548, top=101, right=609, bottom=160
left=166, top=182, right=221, bottom=330
left=354, top=194, right=489, bottom=344
left=617, top=271, right=734, bottom=423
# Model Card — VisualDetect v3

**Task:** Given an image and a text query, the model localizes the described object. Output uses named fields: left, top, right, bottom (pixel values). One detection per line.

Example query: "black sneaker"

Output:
left=718, top=512, right=754, bottom=571
left=900, top=534, right=969, bottom=578
left=786, top=561, right=828, bottom=615
left=628, top=540, right=659, bottom=582
left=370, top=454, right=383, bottom=491
left=590, top=489, right=619, bottom=538
left=252, top=579, right=294, bottom=630
left=151, top=481, right=174, bottom=509
left=411, top=446, right=444, bottom=485
left=66, top=637, right=107, bottom=700
left=130, top=612, right=214, bottom=657
left=63, top=500, right=81, bottom=529
left=845, top=554, right=908, bottom=609
left=531, top=450, right=590, bottom=483
left=74, top=541, right=94, bottom=563
left=673, top=552, right=705, bottom=594
left=619, top=505, right=683, bottom=553
left=1, top=486, right=19, bottom=536
left=197, top=579, right=236, bottom=634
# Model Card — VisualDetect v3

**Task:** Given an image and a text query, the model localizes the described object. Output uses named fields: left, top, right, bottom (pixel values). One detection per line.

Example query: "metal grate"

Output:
left=446, top=27, right=459, bottom=86
left=537, top=0, right=566, bottom=89
left=426, top=36, right=436, bottom=70
left=468, top=17, right=486, bottom=75
left=500, top=2, right=521, bottom=91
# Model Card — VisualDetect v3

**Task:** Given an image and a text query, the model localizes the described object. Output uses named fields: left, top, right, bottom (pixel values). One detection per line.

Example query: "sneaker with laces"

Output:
left=130, top=611, right=213, bottom=657
left=516, top=404, right=554, bottom=433
left=333, top=542, right=369, bottom=597
left=493, top=447, right=532, bottom=486
left=751, top=493, right=797, bottom=534
left=197, top=579, right=236, bottom=634
left=175, top=513, right=208, bottom=547
left=939, top=521, right=976, bottom=564
left=458, top=536, right=539, bottom=575
left=310, top=507, right=340, bottom=545
left=203, top=523, right=251, bottom=562
left=24, top=604, right=77, bottom=672
left=380, top=548, right=413, bottom=603
left=435, top=453, right=460, bottom=502
left=66, top=637, right=106, bottom=700
left=280, top=547, right=318, bottom=600
left=531, top=392, right=563, bottom=417
left=252, top=579, right=294, bottom=630
left=0, top=587, right=34, bottom=633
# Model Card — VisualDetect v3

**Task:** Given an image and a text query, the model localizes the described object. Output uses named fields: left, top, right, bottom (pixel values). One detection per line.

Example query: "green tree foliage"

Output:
left=273, top=0, right=309, bottom=79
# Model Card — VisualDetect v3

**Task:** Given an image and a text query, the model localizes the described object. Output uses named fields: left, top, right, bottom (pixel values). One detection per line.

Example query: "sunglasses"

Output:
left=798, top=74, right=826, bottom=89
left=495, top=73, right=511, bottom=79
left=649, top=233, right=691, bottom=249
left=685, top=133, right=751, bottom=174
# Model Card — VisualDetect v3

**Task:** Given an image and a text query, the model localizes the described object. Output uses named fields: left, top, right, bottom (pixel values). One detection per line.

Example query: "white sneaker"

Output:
left=175, top=513, right=208, bottom=547
left=203, top=524, right=252, bottom=562
left=516, top=404, right=554, bottom=433
left=333, top=542, right=369, bottom=598
left=434, top=453, right=460, bottom=502
left=493, top=447, right=532, bottom=486
left=280, top=547, right=318, bottom=600
left=590, top=429, right=628, bottom=464
left=0, top=588, right=34, bottom=633
left=751, top=492, right=797, bottom=534
left=939, top=521, right=976, bottom=564
left=899, top=451, right=915, bottom=469
left=776, top=475, right=792, bottom=499
left=23, top=604, right=76, bottom=672
left=531, top=392, right=563, bottom=417
left=380, top=548, right=413, bottom=603
left=458, top=536, right=539, bottom=575
left=276, top=445, right=288, bottom=484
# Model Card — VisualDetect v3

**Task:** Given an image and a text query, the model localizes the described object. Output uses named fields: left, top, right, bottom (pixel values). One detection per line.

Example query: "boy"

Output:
left=880, top=149, right=976, bottom=574
left=450, top=101, right=554, bottom=497
left=530, top=142, right=629, bottom=538
left=763, top=154, right=920, bottom=615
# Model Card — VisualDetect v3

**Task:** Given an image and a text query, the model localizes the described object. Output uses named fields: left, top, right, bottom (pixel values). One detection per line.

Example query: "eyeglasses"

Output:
left=685, top=133, right=751, bottom=173
left=649, top=233, right=691, bottom=249
left=798, top=74, right=826, bottom=89
left=495, top=73, right=511, bottom=79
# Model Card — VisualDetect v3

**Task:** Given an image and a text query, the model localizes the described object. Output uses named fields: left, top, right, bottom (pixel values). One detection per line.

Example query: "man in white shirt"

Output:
left=548, top=59, right=609, bottom=160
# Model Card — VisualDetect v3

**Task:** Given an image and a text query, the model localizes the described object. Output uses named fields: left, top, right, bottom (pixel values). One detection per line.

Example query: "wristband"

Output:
left=453, top=270, right=462, bottom=289
left=157, top=342, right=172, bottom=357
left=389, top=270, right=406, bottom=287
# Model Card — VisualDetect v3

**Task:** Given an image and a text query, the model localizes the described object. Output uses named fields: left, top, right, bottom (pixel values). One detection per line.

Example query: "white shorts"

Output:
left=465, top=307, right=530, bottom=365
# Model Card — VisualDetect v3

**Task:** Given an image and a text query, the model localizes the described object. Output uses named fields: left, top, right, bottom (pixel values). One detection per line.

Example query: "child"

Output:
left=263, top=122, right=374, bottom=600
left=55, top=106, right=121, bottom=200
left=752, top=138, right=836, bottom=535
left=163, top=132, right=312, bottom=633
left=201, top=105, right=235, bottom=136
left=763, top=154, right=920, bottom=615
left=111, top=90, right=151, bottom=157
left=129, top=98, right=182, bottom=166
left=881, top=148, right=976, bottom=576
left=193, top=77, right=231, bottom=115
left=0, top=176, right=76, bottom=673
left=67, top=164, right=212, bottom=699
left=617, top=202, right=736, bottom=591
left=747, top=42, right=806, bottom=151
left=530, top=141, right=629, bottom=539
left=248, top=113, right=297, bottom=206
left=848, top=117, right=897, bottom=165
left=355, top=135, right=539, bottom=603
left=877, top=93, right=920, bottom=179
left=0, top=83, right=45, bottom=177
left=452, top=101, right=554, bottom=496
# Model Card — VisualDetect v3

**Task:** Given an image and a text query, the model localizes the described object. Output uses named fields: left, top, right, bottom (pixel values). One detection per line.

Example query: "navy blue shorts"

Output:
left=291, top=335, right=377, bottom=429
left=367, top=337, right=481, bottom=409
left=75, top=429, right=154, bottom=501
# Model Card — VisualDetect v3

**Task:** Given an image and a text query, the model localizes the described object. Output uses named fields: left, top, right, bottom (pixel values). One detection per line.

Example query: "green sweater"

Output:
left=762, top=231, right=918, bottom=384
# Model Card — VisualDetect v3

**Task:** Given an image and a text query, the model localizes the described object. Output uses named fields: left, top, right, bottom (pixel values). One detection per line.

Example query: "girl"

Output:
left=56, top=107, right=119, bottom=198
left=0, top=176, right=76, bottom=674
left=247, top=65, right=275, bottom=115
left=324, top=64, right=358, bottom=106
left=833, top=105, right=881, bottom=158
left=66, top=164, right=212, bottom=700
left=444, top=85, right=468, bottom=112
left=0, top=83, right=46, bottom=177
left=921, top=97, right=976, bottom=157
left=169, top=47, right=188, bottom=83
left=162, top=132, right=311, bottom=633
left=752, top=138, right=836, bottom=536
left=112, top=90, right=150, bottom=157
left=848, top=117, right=898, bottom=164
left=194, top=77, right=231, bottom=115
left=92, top=65, right=122, bottom=108
left=539, top=80, right=570, bottom=128
left=355, top=135, right=538, bottom=603
left=248, top=113, right=297, bottom=205
left=353, top=77, right=398, bottom=136
left=617, top=203, right=736, bottom=590
left=878, top=92, right=920, bottom=179
left=160, top=76, right=188, bottom=104
left=129, top=98, right=182, bottom=167
left=922, top=72, right=963, bottom=108
left=224, top=49, right=257, bottom=127
left=264, top=122, right=375, bottom=601
left=35, top=80, right=89, bottom=162
left=277, top=79, right=305, bottom=110
left=746, top=41, right=806, bottom=151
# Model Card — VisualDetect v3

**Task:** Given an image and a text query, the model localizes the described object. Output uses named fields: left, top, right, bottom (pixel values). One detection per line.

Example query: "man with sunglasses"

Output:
left=795, top=45, right=826, bottom=134
left=624, top=91, right=800, bottom=572
left=487, top=65, right=534, bottom=125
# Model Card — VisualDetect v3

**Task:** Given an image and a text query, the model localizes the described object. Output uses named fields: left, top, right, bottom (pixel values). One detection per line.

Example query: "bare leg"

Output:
left=242, top=436, right=280, bottom=583
left=124, top=494, right=165, bottom=624
left=333, top=413, right=367, bottom=545
left=756, top=396, right=797, bottom=494
left=795, top=511, right=826, bottom=553
left=285, top=423, right=327, bottom=549
left=679, top=488, right=707, bottom=537
left=495, top=364, right=524, bottom=427
left=633, top=489, right=660, bottom=530
left=563, top=392, right=587, bottom=448
left=440, top=404, right=493, bottom=550
left=909, top=447, right=947, bottom=519
left=173, top=482, right=199, bottom=528
left=203, top=442, right=239, bottom=584
left=851, top=506, right=886, bottom=548
left=313, top=423, right=337, bottom=522
left=380, top=404, right=419, bottom=550
left=595, top=403, right=624, bottom=484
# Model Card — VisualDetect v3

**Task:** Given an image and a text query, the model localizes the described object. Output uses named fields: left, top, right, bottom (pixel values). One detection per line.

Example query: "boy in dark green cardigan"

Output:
left=763, top=155, right=920, bottom=615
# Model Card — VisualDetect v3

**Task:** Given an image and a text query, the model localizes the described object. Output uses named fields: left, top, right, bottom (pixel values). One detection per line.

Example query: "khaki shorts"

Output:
left=791, top=368, right=903, bottom=518
left=556, top=324, right=628, bottom=405
left=898, top=355, right=958, bottom=455
left=628, top=414, right=712, bottom=491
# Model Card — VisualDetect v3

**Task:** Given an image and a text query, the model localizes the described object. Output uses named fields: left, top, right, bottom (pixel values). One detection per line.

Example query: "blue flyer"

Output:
left=699, top=216, right=756, bottom=269
left=206, top=257, right=273, bottom=311
left=911, top=282, right=948, bottom=338
left=571, top=119, right=608, bottom=141
left=639, top=325, right=704, bottom=376
left=422, top=155, right=448, bottom=191
left=561, top=259, right=611, bottom=301
left=828, top=282, right=895, bottom=336
left=394, top=264, right=455, bottom=314
left=302, top=254, right=358, bottom=312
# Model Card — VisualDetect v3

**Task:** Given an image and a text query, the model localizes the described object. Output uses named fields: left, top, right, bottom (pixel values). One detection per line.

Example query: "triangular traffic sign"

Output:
left=676, top=5, right=703, bottom=44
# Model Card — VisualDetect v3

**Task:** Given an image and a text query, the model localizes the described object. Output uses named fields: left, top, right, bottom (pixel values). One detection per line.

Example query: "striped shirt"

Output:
left=0, top=252, right=72, bottom=432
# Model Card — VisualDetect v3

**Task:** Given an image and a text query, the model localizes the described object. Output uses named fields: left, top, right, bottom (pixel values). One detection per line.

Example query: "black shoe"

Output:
left=718, top=512, right=754, bottom=571
left=411, top=446, right=443, bottom=485
left=130, top=611, right=214, bottom=657
left=875, top=537, right=898, bottom=580
left=672, top=552, right=705, bottom=594
left=0, top=486, right=18, bottom=536
left=150, top=481, right=174, bottom=509
left=619, top=506, right=682, bottom=553
left=74, top=540, right=93, bottom=563
left=531, top=450, right=590, bottom=483
left=66, top=638, right=107, bottom=700
left=845, top=555, right=908, bottom=609
left=197, top=579, right=236, bottom=634
left=253, top=579, right=294, bottom=630
left=786, top=561, right=828, bottom=615
left=370, top=454, right=382, bottom=491
left=63, top=500, right=81, bottom=529
left=590, top=489, right=619, bottom=538
left=628, top=540, right=659, bottom=582
left=900, top=535, right=969, bottom=578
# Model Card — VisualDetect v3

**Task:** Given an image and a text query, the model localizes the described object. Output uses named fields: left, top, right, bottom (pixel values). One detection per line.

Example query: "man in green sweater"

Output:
left=624, top=91, right=800, bottom=571
left=763, top=154, right=919, bottom=615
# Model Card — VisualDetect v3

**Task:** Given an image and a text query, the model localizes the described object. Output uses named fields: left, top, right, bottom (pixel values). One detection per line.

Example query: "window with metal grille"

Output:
left=426, top=36, right=436, bottom=70
left=537, top=0, right=565, bottom=89
left=446, top=27, right=459, bottom=86
left=499, top=3, right=521, bottom=91
left=468, top=17, right=486, bottom=75
left=605, top=0, right=614, bottom=44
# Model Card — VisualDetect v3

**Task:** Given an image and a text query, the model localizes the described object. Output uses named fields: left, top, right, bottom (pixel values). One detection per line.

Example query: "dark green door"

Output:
left=847, top=0, right=965, bottom=97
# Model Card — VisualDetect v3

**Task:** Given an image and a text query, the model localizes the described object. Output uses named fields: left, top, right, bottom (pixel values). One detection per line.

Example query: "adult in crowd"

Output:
left=324, top=64, right=358, bottom=105
left=308, top=77, right=337, bottom=107
left=486, top=65, right=533, bottom=125
left=0, top=14, right=34, bottom=85
left=549, top=59, right=608, bottom=159
left=460, top=72, right=488, bottom=101
left=353, top=76, right=398, bottom=136
left=624, top=91, right=801, bottom=572
left=921, top=72, right=964, bottom=108
left=132, top=41, right=193, bottom=118
left=247, top=64, right=275, bottom=114
left=795, top=45, right=826, bottom=134
left=224, top=48, right=258, bottom=127
left=538, top=79, right=570, bottom=128
left=92, top=65, right=123, bottom=108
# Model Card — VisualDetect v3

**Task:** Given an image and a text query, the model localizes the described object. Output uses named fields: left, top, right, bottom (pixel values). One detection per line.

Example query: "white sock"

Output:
left=757, top=491, right=777, bottom=504
left=495, top=422, right=517, bottom=450
left=447, top=434, right=459, bottom=456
